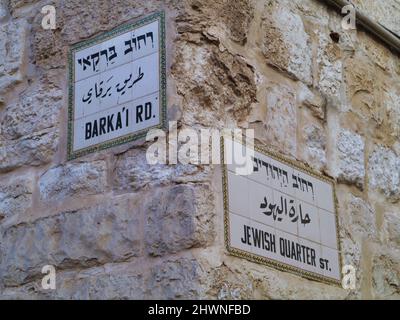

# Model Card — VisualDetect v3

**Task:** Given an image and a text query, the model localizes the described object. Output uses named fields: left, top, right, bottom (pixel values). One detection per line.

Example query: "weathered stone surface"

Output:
left=358, top=31, right=395, bottom=72
left=372, top=248, right=400, bottom=299
left=9, top=0, right=38, bottom=11
left=263, top=82, right=297, bottom=156
left=114, top=148, right=210, bottom=192
left=256, top=270, right=347, bottom=300
left=0, top=195, right=142, bottom=286
left=316, top=30, right=342, bottom=99
left=1, top=86, right=63, bottom=140
left=383, top=86, right=400, bottom=139
left=302, top=124, right=327, bottom=171
left=145, top=184, right=213, bottom=256
left=146, top=258, right=201, bottom=299
left=334, top=194, right=372, bottom=295
left=0, top=265, right=145, bottom=300
left=202, top=259, right=348, bottom=300
left=345, top=195, right=377, bottom=240
left=262, top=1, right=312, bottom=84
left=0, top=0, right=8, bottom=20
left=54, top=267, right=145, bottom=300
left=382, top=212, right=400, bottom=248
left=368, top=146, right=400, bottom=202
left=0, top=129, right=58, bottom=172
left=39, top=161, right=108, bottom=201
left=186, top=0, right=254, bottom=44
left=344, top=54, right=382, bottom=122
left=298, top=84, right=326, bottom=120
left=337, top=130, right=365, bottom=189
left=172, top=41, right=256, bottom=127
left=289, top=0, right=330, bottom=26
left=0, top=19, right=27, bottom=94
left=0, top=175, right=34, bottom=221
left=203, top=263, right=254, bottom=299
left=0, top=258, right=202, bottom=299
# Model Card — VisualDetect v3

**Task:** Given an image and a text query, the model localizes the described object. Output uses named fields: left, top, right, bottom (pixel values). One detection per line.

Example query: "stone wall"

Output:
left=0, top=0, right=399, bottom=299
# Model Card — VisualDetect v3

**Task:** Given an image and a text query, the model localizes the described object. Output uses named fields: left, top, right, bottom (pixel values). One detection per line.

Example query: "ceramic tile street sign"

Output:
left=222, top=137, right=342, bottom=285
left=68, top=11, right=166, bottom=160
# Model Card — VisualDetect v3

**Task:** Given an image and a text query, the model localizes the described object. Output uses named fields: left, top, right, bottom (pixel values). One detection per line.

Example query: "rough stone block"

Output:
left=146, top=258, right=201, bottom=299
left=114, top=148, right=209, bottom=192
left=316, top=30, right=342, bottom=98
left=0, top=195, right=142, bottom=286
left=1, top=86, right=63, bottom=140
left=0, top=0, right=8, bottom=20
left=145, top=184, right=213, bottom=256
left=302, top=124, right=327, bottom=171
left=0, top=19, right=27, bottom=94
left=382, top=212, right=400, bottom=248
left=298, top=84, right=326, bottom=120
left=337, top=130, right=365, bottom=189
left=54, top=267, right=145, bottom=300
left=39, top=161, right=108, bottom=201
left=264, top=82, right=297, bottom=156
left=0, top=129, right=58, bottom=173
left=188, top=0, right=254, bottom=44
left=368, top=145, right=400, bottom=202
left=346, top=195, right=377, bottom=240
left=0, top=175, right=34, bottom=221
left=172, top=41, right=256, bottom=127
left=372, top=248, right=400, bottom=299
left=262, top=2, right=312, bottom=84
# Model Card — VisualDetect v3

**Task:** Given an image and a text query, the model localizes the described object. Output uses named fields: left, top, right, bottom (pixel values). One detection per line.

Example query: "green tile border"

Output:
left=67, top=11, right=167, bottom=160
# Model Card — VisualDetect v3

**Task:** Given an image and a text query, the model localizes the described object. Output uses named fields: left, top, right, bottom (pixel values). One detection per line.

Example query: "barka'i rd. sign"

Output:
left=68, top=11, right=166, bottom=159
left=222, top=137, right=342, bottom=285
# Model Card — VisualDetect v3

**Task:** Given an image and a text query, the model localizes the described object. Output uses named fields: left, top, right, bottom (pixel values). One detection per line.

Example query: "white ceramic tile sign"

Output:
left=224, top=138, right=341, bottom=284
left=68, top=12, right=166, bottom=159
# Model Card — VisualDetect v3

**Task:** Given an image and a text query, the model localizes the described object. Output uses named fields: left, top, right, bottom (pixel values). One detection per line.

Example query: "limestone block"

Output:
left=1, top=86, right=63, bottom=140
left=382, top=212, right=400, bottom=248
left=0, top=195, right=142, bottom=286
left=344, top=54, right=383, bottom=123
left=54, top=267, right=145, bottom=300
left=114, top=147, right=209, bottom=192
left=316, top=30, right=342, bottom=98
left=372, top=248, right=400, bottom=299
left=145, top=184, right=213, bottom=256
left=0, top=129, right=58, bottom=173
left=346, top=195, right=377, bottom=240
left=0, top=0, right=8, bottom=20
left=264, top=82, right=297, bottom=156
left=0, top=19, right=27, bottom=94
left=187, top=0, right=254, bottom=44
left=368, top=145, right=400, bottom=202
left=261, top=1, right=312, bottom=84
left=0, top=264, right=145, bottom=300
left=172, top=42, right=256, bottom=126
left=39, top=161, right=108, bottom=201
left=337, top=130, right=365, bottom=189
left=298, top=83, right=326, bottom=120
left=146, top=258, right=201, bottom=299
left=0, top=175, right=34, bottom=221
left=383, top=86, right=400, bottom=139
left=303, top=124, right=327, bottom=171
